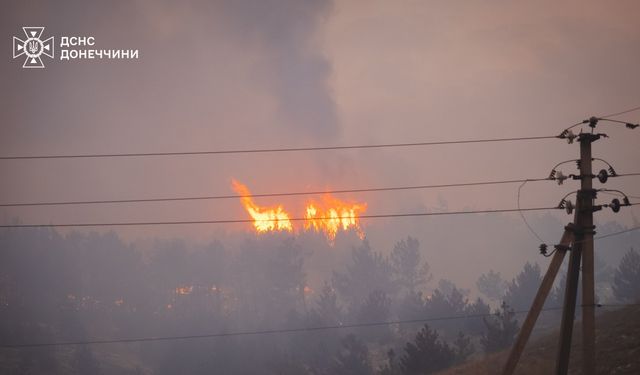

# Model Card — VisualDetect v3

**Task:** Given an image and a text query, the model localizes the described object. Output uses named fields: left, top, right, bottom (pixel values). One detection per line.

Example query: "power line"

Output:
left=517, top=180, right=546, bottom=243
left=599, top=191, right=640, bottom=200
left=594, top=225, right=640, bottom=241
left=0, top=311, right=556, bottom=348
left=512, top=175, right=640, bottom=246
left=599, top=105, right=640, bottom=119
left=2, top=173, right=638, bottom=208
left=0, top=207, right=559, bottom=228
left=596, top=302, right=640, bottom=308
left=552, top=225, right=640, bottom=249
left=2, top=111, right=636, bottom=162
left=0, top=135, right=558, bottom=160
left=1, top=303, right=635, bottom=349
left=0, top=177, right=553, bottom=207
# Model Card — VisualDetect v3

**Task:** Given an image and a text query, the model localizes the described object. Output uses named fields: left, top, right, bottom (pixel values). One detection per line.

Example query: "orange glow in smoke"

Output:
left=175, top=286, right=193, bottom=295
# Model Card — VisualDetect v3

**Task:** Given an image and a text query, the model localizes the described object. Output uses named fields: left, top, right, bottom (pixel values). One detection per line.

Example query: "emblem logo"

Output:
left=13, top=27, right=55, bottom=68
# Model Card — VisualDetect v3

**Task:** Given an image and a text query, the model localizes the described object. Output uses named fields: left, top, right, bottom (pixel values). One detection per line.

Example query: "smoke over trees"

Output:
left=0, top=228, right=633, bottom=374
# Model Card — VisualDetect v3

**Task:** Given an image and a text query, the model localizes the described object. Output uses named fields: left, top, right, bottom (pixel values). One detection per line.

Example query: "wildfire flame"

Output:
left=232, top=179, right=293, bottom=232
left=232, top=179, right=366, bottom=243
left=304, top=195, right=366, bottom=242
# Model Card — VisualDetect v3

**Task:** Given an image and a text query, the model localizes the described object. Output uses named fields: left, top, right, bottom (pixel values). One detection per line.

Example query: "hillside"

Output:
left=437, top=304, right=640, bottom=375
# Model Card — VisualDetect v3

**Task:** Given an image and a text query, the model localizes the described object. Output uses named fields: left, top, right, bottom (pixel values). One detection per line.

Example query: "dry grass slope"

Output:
left=437, top=304, right=640, bottom=375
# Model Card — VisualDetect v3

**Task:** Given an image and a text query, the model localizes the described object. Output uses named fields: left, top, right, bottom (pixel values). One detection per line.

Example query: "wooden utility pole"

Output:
left=500, top=112, right=640, bottom=373
left=554, top=217, right=583, bottom=373
left=579, top=134, right=597, bottom=375
left=502, top=132, right=601, bottom=375
left=555, top=133, right=598, bottom=374
left=555, top=132, right=598, bottom=374
left=501, top=224, right=575, bottom=375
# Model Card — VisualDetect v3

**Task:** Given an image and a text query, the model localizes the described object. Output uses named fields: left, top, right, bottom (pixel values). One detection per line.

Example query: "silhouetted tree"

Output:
left=190, top=241, right=227, bottom=289
left=424, top=285, right=468, bottom=338
left=550, top=270, right=581, bottom=310
left=453, top=331, right=474, bottom=363
left=231, top=237, right=306, bottom=324
left=390, top=237, right=432, bottom=293
left=400, top=324, right=455, bottom=374
left=476, top=270, right=506, bottom=302
left=330, top=334, right=373, bottom=375
left=378, top=349, right=402, bottom=375
left=481, top=302, right=519, bottom=354
left=463, top=297, right=491, bottom=335
left=437, top=279, right=469, bottom=297
left=594, top=253, right=614, bottom=300
left=356, top=290, right=392, bottom=342
left=503, top=262, right=541, bottom=311
left=263, top=238, right=307, bottom=315
left=290, top=281, right=343, bottom=372
left=612, top=248, right=640, bottom=302
left=396, top=290, right=425, bottom=321
left=333, top=241, right=397, bottom=311
left=149, top=239, right=193, bottom=286
left=425, top=287, right=467, bottom=318
left=312, top=281, right=343, bottom=325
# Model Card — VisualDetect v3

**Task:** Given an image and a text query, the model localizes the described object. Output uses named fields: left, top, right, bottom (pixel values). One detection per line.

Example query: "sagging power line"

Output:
left=598, top=104, right=640, bottom=119
left=0, top=173, right=637, bottom=208
left=0, top=177, right=554, bottom=207
left=2, top=303, right=637, bottom=349
left=0, top=207, right=560, bottom=228
left=0, top=135, right=558, bottom=160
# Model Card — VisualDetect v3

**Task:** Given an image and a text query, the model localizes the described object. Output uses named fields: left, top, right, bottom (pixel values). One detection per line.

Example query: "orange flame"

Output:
left=304, top=195, right=366, bottom=242
left=232, top=179, right=293, bottom=232
left=232, top=179, right=366, bottom=242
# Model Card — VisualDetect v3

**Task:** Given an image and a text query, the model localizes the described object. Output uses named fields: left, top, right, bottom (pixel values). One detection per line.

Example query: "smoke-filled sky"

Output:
left=2, top=1, right=640, bottom=284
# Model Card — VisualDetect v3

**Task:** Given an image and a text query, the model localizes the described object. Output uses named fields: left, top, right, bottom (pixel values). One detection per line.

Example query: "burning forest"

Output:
left=232, top=179, right=367, bottom=243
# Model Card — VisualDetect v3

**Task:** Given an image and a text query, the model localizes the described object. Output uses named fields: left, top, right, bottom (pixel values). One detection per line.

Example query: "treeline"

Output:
left=0, top=228, right=637, bottom=374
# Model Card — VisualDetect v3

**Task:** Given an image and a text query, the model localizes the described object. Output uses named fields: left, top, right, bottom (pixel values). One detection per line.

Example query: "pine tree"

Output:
left=331, top=334, right=373, bottom=375
left=390, top=237, right=432, bottom=293
left=378, top=349, right=402, bottom=375
left=503, top=262, right=542, bottom=311
left=333, top=241, right=397, bottom=309
left=481, top=302, right=519, bottom=354
left=356, top=290, right=392, bottom=342
left=612, top=248, right=640, bottom=302
left=476, top=270, right=506, bottom=302
left=313, top=281, right=343, bottom=325
left=463, top=297, right=491, bottom=335
left=400, top=324, right=455, bottom=374
left=453, top=331, right=474, bottom=363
